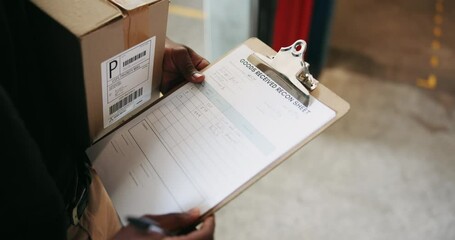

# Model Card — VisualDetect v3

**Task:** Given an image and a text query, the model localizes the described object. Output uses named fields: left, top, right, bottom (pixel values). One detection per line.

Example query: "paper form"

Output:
left=86, top=45, right=336, bottom=224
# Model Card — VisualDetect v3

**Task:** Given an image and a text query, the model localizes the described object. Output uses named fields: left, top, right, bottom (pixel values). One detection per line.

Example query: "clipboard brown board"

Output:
left=199, top=37, right=350, bottom=217
left=86, top=37, right=350, bottom=227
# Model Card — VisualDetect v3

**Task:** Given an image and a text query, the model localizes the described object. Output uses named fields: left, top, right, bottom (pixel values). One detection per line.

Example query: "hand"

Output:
left=111, top=209, right=215, bottom=240
left=161, top=37, right=210, bottom=94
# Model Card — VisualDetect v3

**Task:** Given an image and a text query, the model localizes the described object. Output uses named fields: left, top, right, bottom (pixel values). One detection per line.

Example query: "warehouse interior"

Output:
left=167, top=0, right=455, bottom=239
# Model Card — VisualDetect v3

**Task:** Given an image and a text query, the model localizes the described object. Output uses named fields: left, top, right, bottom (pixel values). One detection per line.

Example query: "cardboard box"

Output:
left=28, top=0, right=168, bottom=148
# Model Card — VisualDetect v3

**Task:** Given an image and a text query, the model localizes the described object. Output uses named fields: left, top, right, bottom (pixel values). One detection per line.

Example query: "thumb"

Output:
left=173, top=47, right=206, bottom=83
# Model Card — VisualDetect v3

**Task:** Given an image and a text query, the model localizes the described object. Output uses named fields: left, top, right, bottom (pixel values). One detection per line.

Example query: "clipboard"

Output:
left=86, top=37, right=350, bottom=225
left=197, top=37, right=350, bottom=217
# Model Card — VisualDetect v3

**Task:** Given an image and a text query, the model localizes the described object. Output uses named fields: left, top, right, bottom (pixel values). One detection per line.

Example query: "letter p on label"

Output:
left=109, top=60, right=119, bottom=79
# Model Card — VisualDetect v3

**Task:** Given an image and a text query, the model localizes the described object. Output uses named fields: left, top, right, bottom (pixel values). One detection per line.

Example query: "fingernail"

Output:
left=192, top=72, right=204, bottom=80
left=187, top=208, right=200, bottom=216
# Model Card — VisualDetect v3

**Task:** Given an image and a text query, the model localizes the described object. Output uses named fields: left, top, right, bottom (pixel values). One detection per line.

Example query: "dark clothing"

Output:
left=0, top=86, right=67, bottom=239
left=1, top=0, right=89, bottom=238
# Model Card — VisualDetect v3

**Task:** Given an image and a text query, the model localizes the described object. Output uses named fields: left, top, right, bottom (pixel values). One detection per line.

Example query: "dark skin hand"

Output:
left=160, top=37, right=210, bottom=94
left=112, top=208, right=215, bottom=240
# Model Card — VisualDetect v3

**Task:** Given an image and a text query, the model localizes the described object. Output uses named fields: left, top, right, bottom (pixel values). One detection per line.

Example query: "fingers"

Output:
left=165, top=37, right=209, bottom=71
left=161, top=38, right=210, bottom=94
left=185, top=215, right=215, bottom=240
left=171, top=45, right=209, bottom=83
left=163, top=215, right=216, bottom=240
left=144, top=208, right=200, bottom=233
left=186, top=47, right=210, bottom=71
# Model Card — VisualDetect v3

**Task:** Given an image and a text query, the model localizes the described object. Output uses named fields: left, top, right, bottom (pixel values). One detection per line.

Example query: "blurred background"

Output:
left=167, top=0, right=455, bottom=239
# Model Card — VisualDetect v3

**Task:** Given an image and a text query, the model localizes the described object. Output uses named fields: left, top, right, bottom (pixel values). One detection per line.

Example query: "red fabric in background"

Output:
left=272, top=0, right=314, bottom=51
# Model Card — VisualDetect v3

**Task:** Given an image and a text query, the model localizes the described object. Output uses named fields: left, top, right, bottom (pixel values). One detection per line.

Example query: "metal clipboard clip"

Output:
left=247, top=39, right=318, bottom=107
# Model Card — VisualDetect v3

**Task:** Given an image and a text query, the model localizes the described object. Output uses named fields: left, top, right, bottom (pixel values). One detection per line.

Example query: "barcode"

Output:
left=123, top=51, right=146, bottom=67
left=109, top=88, right=143, bottom=115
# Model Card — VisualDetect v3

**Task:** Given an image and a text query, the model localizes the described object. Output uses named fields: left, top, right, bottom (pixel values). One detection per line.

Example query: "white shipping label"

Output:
left=101, top=37, right=156, bottom=128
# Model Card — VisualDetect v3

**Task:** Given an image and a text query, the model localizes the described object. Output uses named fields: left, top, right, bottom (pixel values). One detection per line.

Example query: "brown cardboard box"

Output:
left=28, top=0, right=168, bottom=148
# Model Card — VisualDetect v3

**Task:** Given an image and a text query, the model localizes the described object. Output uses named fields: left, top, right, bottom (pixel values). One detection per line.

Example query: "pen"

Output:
left=127, top=216, right=165, bottom=234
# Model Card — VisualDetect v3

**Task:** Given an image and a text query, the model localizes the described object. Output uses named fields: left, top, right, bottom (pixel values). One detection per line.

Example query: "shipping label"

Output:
left=101, top=36, right=156, bottom=128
